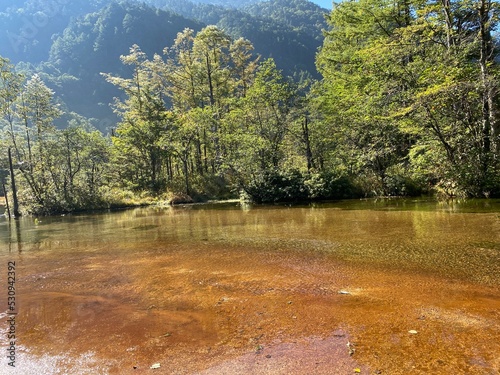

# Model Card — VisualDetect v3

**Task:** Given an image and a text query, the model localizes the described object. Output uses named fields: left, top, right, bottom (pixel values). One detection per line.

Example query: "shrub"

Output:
left=244, top=170, right=361, bottom=203
left=244, top=170, right=307, bottom=203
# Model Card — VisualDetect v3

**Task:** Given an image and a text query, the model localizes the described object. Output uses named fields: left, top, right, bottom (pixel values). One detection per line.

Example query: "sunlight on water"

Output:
left=0, top=198, right=498, bottom=374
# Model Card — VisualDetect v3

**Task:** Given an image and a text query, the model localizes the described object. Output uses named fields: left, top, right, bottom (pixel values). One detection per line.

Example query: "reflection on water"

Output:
left=1, top=198, right=498, bottom=284
left=0, top=198, right=498, bottom=374
left=0, top=217, right=23, bottom=252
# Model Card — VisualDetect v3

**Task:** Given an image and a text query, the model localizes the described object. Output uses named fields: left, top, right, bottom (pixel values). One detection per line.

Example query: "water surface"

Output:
left=0, top=199, right=499, bottom=374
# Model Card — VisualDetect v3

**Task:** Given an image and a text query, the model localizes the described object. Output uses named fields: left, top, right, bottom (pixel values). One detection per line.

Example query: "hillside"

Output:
left=44, top=2, right=204, bottom=126
left=143, top=0, right=327, bottom=75
left=0, top=0, right=109, bottom=63
left=1, top=0, right=328, bottom=128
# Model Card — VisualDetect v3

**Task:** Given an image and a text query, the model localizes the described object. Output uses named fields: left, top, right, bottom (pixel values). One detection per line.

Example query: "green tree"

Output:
left=0, top=57, right=24, bottom=159
left=316, top=0, right=499, bottom=196
left=223, top=59, right=297, bottom=191
left=1, top=59, right=111, bottom=214
left=165, top=26, right=251, bottom=172
left=315, top=0, right=414, bottom=194
left=391, top=0, right=500, bottom=195
left=103, top=45, right=172, bottom=191
left=105, top=26, right=260, bottom=196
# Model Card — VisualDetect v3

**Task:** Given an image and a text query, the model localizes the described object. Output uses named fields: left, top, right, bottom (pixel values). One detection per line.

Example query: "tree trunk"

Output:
left=8, top=148, right=20, bottom=218
left=203, top=128, right=208, bottom=173
left=196, top=136, right=203, bottom=175
left=302, top=117, right=315, bottom=170
left=441, top=0, right=455, bottom=48
left=183, top=155, right=190, bottom=196
left=65, top=133, right=73, bottom=196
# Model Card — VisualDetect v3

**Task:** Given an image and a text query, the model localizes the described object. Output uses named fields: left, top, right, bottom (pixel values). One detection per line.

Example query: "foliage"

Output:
left=316, top=0, right=500, bottom=197
left=243, top=169, right=361, bottom=203
left=243, top=0, right=328, bottom=41
left=222, top=58, right=298, bottom=186
left=0, top=0, right=108, bottom=63
left=103, top=27, right=258, bottom=194
left=1, top=58, right=111, bottom=215
left=2, top=0, right=500, bottom=217
left=0, top=0, right=327, bottom=127
left=46, top=2, right=204, bottom=124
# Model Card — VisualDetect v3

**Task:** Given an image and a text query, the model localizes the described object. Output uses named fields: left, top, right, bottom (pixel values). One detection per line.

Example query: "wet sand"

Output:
left=0, top=239, right=499, bottom=375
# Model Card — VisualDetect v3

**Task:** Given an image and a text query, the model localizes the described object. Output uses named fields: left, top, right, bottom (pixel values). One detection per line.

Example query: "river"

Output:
left=0, top=198, right=499, bottom=374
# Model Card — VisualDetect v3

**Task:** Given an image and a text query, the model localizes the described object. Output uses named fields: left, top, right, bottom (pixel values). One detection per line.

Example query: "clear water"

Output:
left=0, top=198, right=498, bottom=374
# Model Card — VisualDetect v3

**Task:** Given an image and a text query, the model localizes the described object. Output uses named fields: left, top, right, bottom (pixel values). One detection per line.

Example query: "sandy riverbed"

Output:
left=1, top=240, right=498, bottom=374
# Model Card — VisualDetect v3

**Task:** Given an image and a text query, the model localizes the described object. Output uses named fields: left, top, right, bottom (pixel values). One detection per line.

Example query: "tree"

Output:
left=103, top=45, right=172, bottom=191
left=1, top=55, right=111, bottom=214
left=223, top=59, right=297, bottom=190
left=315, top=0, right=414, bottom=194
left=230, top=37, right=259, bottom=98
left=105, top=26, right=260, bottom=196
left=316, top=0, right=500, bottom=196
left=165, top=26, right=251, bottom=172
left=18, top=74, right=62, bottom=205
left=22, top=74, right=62, bottom=153
left=0, top=57, right=24, bottom=160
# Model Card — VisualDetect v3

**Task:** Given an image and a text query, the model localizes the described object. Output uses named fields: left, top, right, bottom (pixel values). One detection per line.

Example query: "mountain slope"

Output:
left=148, top=0, right=327, bottom=76
left=244, top=0, right=328, bottom=41
left=46, top=2, right=203, bottom=124
left=0, top=0, right=109, bottom=63
left=1, top=0, right=328, bottom=127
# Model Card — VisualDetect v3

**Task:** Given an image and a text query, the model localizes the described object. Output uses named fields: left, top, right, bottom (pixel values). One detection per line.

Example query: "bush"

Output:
left=305, top=171, right=361, bottom=200
left=350, top=165, right=426, bottom=198
left=383, top=174, right=424, bottom=197
left=243, top=170, right=361, bottom=203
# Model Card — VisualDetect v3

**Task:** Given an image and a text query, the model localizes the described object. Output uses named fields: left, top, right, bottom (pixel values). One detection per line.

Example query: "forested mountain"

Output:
left=150, top=0, right=327, bottom=41
left=1, top=0, right=327, bottom=126
left=244, top=0, right=327, bottom=41
left=0, top=0, right=109, bottom=63
left=45, top=3, right=203, bottom=124
left=137, top=0, right=327, bottom=75
left=185, top=0, right=260, bottom=6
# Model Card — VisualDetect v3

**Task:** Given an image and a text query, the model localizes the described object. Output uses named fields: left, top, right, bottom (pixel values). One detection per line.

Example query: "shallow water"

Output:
left=0, top=198, right=499, bottom=374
